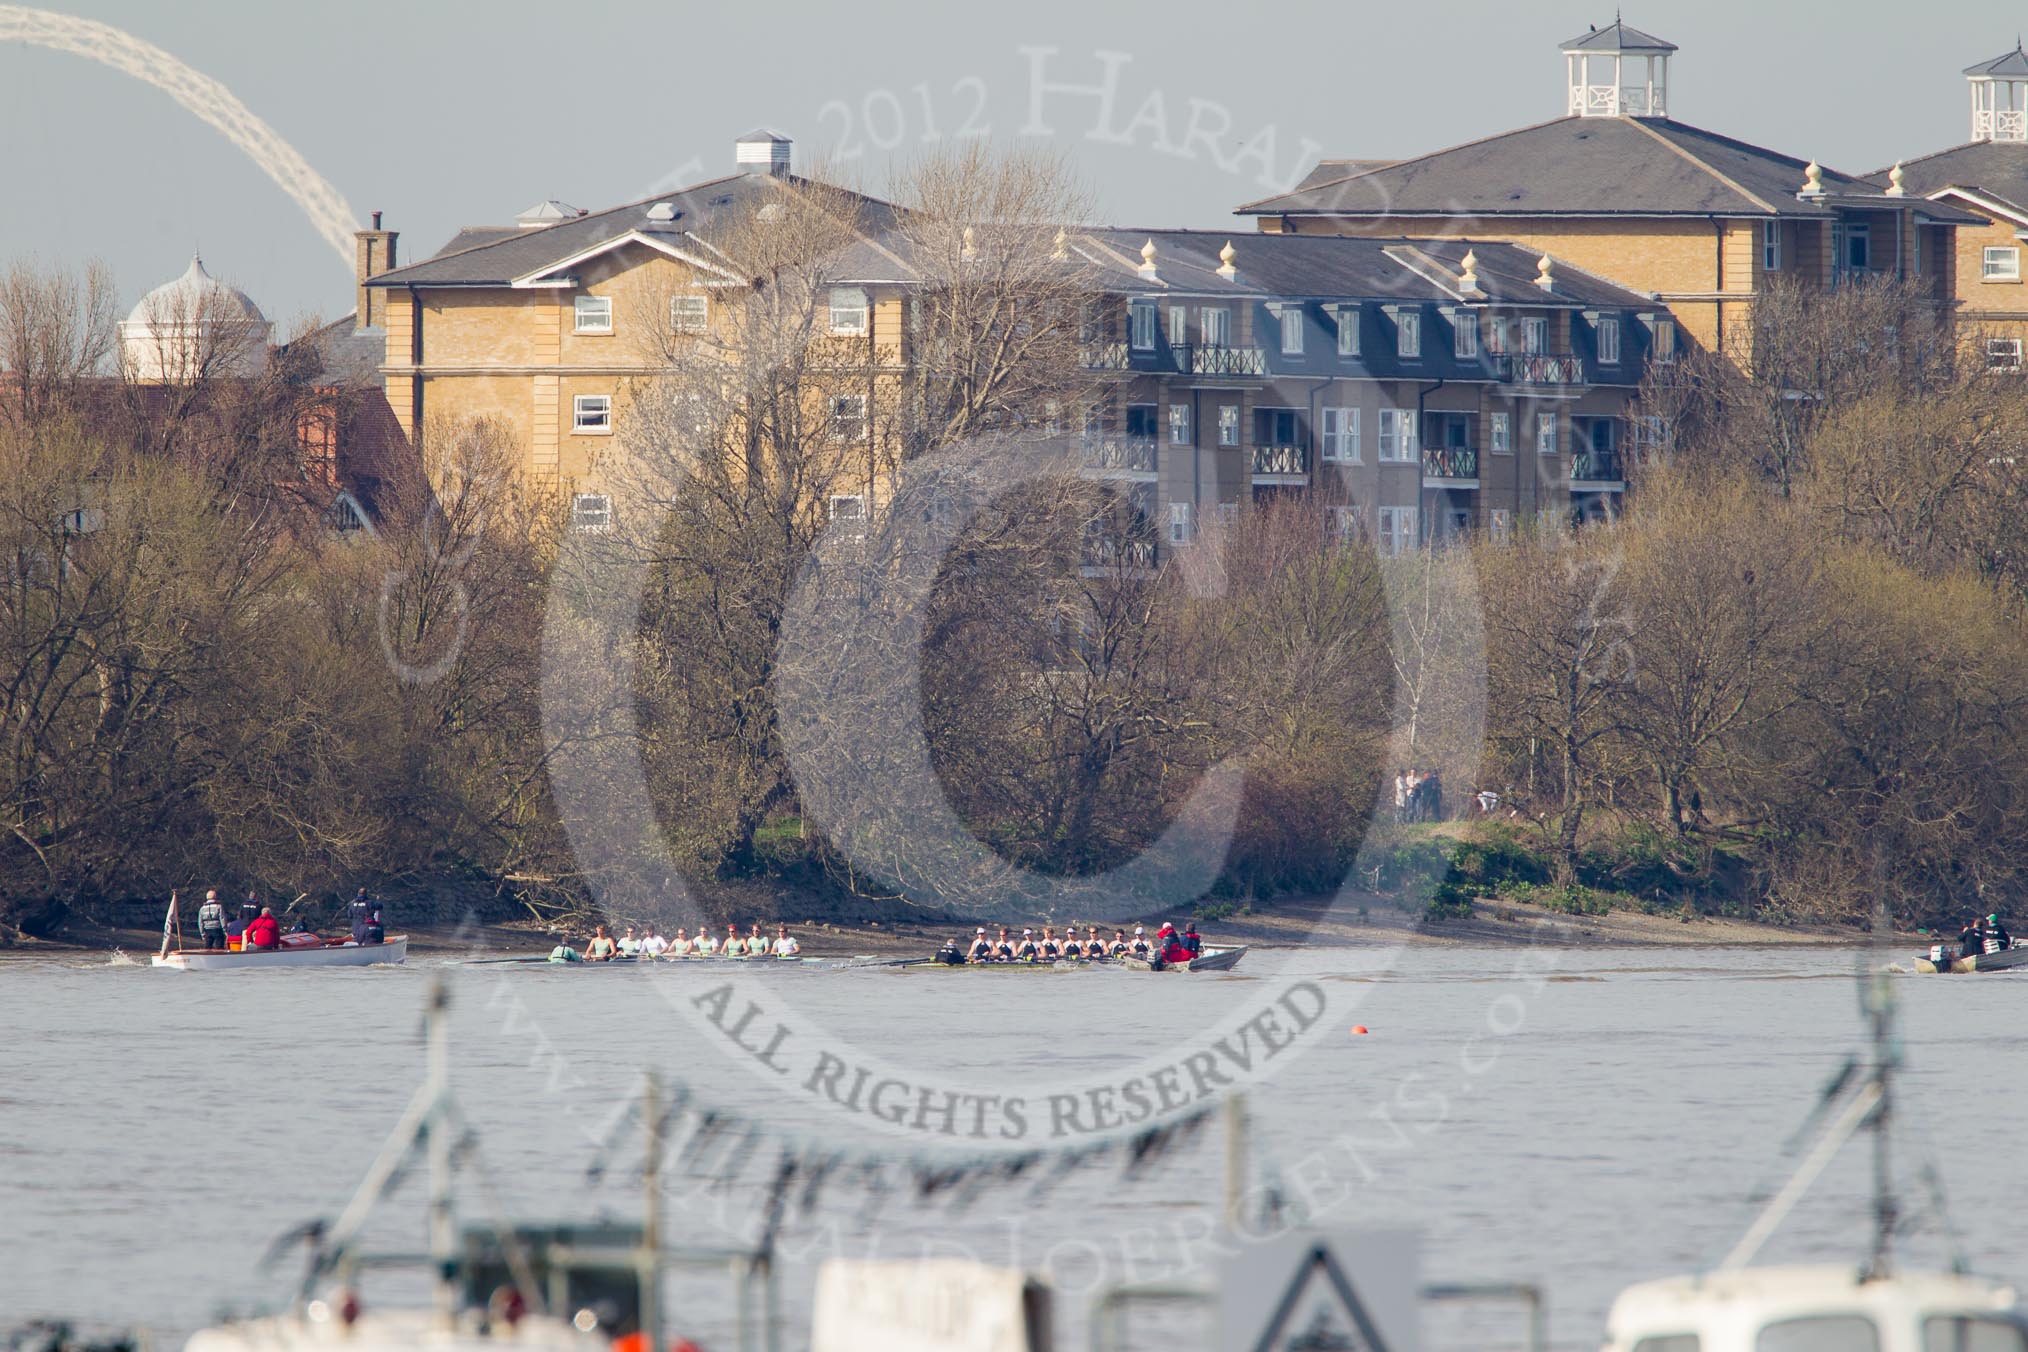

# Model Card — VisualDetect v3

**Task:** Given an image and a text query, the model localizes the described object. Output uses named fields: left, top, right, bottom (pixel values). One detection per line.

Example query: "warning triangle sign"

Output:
left=1249, top=1244, right=1394, bottom=1352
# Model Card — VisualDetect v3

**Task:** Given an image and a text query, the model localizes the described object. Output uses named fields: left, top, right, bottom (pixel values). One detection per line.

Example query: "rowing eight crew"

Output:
left=947, top=922, right=1201, bottom=964
left=552, top=921, right=802, bottom=963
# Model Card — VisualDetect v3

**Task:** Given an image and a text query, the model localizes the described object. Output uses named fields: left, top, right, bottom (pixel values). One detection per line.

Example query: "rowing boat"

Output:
left=153, top=936, right=408, bottom=971
left=903, top=945, right=1248, bottom=973
left=461, top=953, right=822, bottom=967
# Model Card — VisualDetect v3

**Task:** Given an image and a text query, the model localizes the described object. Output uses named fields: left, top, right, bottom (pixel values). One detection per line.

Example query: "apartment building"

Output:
left=364, top=131, right=908, bottom=528
left=1238, top=22, right=1975, bottom=357
left=1066, top=229, right=1659, bottom=556
left=1868, top=45, right=2028, bottom=371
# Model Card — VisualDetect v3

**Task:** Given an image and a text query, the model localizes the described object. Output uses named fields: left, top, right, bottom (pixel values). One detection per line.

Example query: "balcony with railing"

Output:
left=1570, top=449, right=1626, bottom=487
left=1080, top=340, right=1132, bottom=371
left=1489, top=353, right=1586, bottom=386
left=1250, top=443, right=1310, bottom=479
left=1422, top=445, right=1479, bottom=484
left=1183, top=343, right=1268, bottom=377
left=1076, top=436, right=1159, bottom=477
left=1081, top=531, right=1159, bottom=571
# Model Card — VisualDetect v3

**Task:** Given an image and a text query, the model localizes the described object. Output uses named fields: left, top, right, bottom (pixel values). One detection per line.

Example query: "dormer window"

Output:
left=574, top=294, right=613, bottom=334
left=1129, top=299, right=1158, bottom=350
left=1277, top=304, right=1305, bottom=356
left=1452, top=312, right=1479, bottom=359
left=1333, top=305, right=1360, bottom=356
left=1396, top=309, right=1422, bottom=359
left=1596, top=315, right=1621, bottom=364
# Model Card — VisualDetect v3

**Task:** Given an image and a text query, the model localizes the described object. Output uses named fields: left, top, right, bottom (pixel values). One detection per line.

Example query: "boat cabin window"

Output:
left=1925, top=1316, right=2028, bottom=1352
left=1632, top=1336, right=1701, bottom=1352
left=1758, top=1315, right=1880, bottom=1352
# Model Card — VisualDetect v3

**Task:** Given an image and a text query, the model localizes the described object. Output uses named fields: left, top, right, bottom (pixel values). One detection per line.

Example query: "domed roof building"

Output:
left=118, top=255, right=271, bottom=384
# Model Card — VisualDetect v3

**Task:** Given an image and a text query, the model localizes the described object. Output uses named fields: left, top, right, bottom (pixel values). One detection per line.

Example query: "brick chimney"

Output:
left=354, top=211, right=398, bottom=331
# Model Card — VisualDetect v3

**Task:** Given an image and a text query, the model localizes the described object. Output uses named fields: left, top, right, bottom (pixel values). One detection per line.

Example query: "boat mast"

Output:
left=1861, top=960, right=1898, bottom=1280
left=426, top=980, right=457, bottom=1325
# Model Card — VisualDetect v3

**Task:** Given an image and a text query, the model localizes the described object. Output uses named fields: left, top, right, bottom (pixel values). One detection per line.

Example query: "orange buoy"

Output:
left=1351, top=1025, right=1369, bottom=1035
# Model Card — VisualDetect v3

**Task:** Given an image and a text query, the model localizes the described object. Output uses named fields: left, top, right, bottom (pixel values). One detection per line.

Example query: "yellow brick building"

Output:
left=1869, top=45, right=2028, bottom=370
left=1237, top=22, right=1973, bottom=359
left=365, top=132, right=909, bottom=525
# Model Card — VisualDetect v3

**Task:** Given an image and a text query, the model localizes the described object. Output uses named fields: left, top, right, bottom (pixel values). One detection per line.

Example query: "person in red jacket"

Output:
left=1157, top=923, right=1193, bottom=966
left=244, top=907, right=282, bottom=951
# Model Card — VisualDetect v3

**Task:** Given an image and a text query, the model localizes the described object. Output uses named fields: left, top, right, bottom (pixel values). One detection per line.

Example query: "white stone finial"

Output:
left=1886, top=161, right=1906, bottom=197
left=1051, top=227, right=1068, bottom=260
left=1139, top=238, right=1159, bottom=278
left=1459, top=248, right=1481, bottom=292
left=1535, top=253, right=1556, bottom=291
left=1216, top=240, right=1238, bottom=280
left=1801, top=160, right=1824, bottom=196
left=961, top=225, right=978, bottom=260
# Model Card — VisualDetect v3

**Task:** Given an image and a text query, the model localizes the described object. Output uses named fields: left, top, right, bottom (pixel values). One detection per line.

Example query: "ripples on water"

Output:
left=0, top=944, right=2018, bottom=1351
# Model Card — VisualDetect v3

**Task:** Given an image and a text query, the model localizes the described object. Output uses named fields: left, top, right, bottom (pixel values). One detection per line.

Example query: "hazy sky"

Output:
left=3, top=0, right=2022, bottom=326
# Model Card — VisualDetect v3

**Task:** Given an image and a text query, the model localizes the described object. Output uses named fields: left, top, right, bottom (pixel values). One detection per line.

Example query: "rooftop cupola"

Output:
left=736, top=129, right=793, bottom=177
left=1562, top=19, right=1676, bottom=118
left=1966, top=44, right=2028, bottom=142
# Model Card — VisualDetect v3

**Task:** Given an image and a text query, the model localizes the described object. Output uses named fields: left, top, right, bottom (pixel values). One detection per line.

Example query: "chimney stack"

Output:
left=735, top=129, right=793, bottom=178
left=354, top=212, right=398, bottom=332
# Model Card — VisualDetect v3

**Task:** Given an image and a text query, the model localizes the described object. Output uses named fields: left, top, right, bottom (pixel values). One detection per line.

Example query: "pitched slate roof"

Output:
left=1241, top=116, right=1980, bottom=223
left=1965, top=45, right=2028, bottom=78
left=1865, top=141, right=2028, bottom=221
left=1562, top=21, right=1676, bottom=53
left=370, top=172, right=902, bottom=289
left=1061, top=229, right=1654, bottom=309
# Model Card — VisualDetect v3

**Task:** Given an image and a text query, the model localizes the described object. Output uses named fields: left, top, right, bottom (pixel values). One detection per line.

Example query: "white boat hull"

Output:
left=187, top=1308, right=595, bottom=1350
left=152, top=936, right=408, bottom=971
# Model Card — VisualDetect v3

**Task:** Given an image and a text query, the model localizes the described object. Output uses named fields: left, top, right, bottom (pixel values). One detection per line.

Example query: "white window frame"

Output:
left=670, top=294, right=710, bottom=333
left=1168, top=304, right=1189, bottom=346
left=828, top=287, right=869, bottom=336
left=1321, top=406, right=1361, bottom=463
left=1536, top=410, right=1558, bottom=456
left=1452, top=312, right=1479, bottom=359
left=1985, top=246, right=2022, bottom=281
left=1377, top=408, right=1417, bottom=463
left=1844, top=221, right=1871, bottom=271
left=1597, top=315, right=1621, bottom=365
left=573, top=294, right=613, bottom=334
left=1335, top=306, right=1360, bottom=356
left=1215, top=502, right=1240, bottom=529
left=570, top=491, right=613, bottom=533
left=1490, top=412, right=1512, bottom=455
left=1169, top=403, right=1191, bottom=445
left=1278, top=305, right=1305, bottom=356
left=1522, top=317, right=1547, bottom=356
left=1128, top=299, right=1158, bottom=351
left=1397, top=309, right=1422, bottom=359
left=1652, top=318, right=1677, bottom=364
left=1488, top=508, right=1512, bottom=540
left=1217, top=404, right=1240, bottom=447
left=1201, top=306, right=1232, bottom=347
left=1762, top=220, right=1781, bottom=272
left=827, top=494, right=868, bottom=538
left=572, top=394, right=613, bottom=434
left=830, top=393, right=869, bottom=441
left=1988, top=336, right=2024, bottom=372
left=1168, top=500, right=1193, bottom=545
left=1377, top=505, right=1418, bottom=558
left=1327, top=504, right=1363, bottom=544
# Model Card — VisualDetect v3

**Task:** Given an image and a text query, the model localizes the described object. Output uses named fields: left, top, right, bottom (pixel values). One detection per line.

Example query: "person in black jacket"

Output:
left=1960, top=918, right=1986, bottom=963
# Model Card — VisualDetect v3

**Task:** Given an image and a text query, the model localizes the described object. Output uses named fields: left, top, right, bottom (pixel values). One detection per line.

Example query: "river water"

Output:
left=0, top=943, right=2019, bottom=1350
